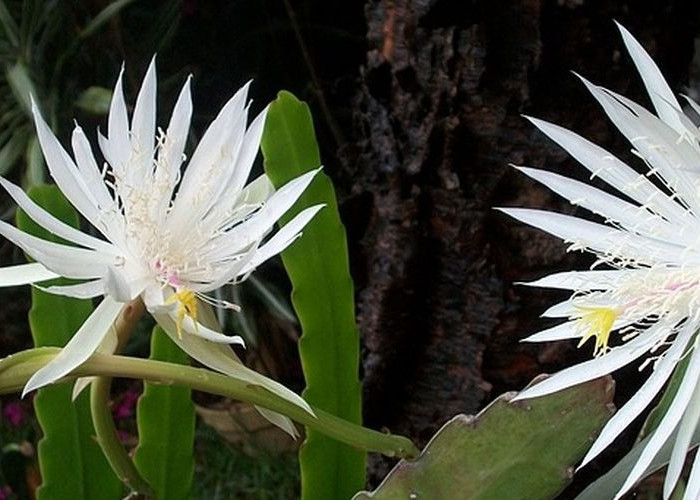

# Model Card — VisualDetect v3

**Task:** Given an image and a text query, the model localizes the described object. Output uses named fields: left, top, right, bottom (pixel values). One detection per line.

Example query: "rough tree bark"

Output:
left=334, top=0, right=700, bottom=491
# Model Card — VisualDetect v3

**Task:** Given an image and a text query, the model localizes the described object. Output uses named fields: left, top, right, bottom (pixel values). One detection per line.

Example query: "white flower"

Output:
left=0, top=59, right=320, bottom=421
left=500, top=23, right=700, bottom=499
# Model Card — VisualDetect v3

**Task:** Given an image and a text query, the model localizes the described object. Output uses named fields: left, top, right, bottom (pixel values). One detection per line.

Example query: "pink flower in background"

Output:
left=112, top=389, right=140, bottom=420
left=2, top=401, right=25, bottom=428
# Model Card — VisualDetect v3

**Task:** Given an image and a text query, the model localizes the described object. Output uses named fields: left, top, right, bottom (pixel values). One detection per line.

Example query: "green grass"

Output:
left=193, top=423, right=300, bottom=500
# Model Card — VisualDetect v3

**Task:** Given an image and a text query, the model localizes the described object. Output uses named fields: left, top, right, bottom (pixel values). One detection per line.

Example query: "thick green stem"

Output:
left=90, top=375, right=154, bottom=496
left=0, top=349, right=419, bottom=459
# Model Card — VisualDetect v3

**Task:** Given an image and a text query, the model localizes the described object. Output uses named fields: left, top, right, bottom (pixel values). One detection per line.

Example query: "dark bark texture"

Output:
left=333, top=0, right=700, bottom=491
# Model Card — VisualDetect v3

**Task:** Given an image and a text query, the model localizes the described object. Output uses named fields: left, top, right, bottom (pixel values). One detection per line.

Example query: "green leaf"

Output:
left=133, top=326, right=195, bottom=500
left=74, top=86, right=112, bottom=116
left=354, top=376, right=615, bottom=500
left=261, top=91, right=365, bottom=499
left=79, top=0, right=135, bottom=40
left=16, top=185, right=122, bottom=500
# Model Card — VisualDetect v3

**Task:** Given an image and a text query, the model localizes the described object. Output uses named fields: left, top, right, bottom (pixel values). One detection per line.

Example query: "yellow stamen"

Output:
left=166, top=288, right=198, bottom=339
left=576, top=306, right=618, bottom=356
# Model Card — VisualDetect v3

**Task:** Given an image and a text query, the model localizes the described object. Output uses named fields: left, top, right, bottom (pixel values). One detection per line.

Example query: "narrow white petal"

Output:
left=31, top=104, right=106, bottom=235
left=665, top=374, right=700, bottom=498
left=498, top=208, right=691, bottom=265
left=240, top=204, right=325, bottom=274
left=525, top=116, right=691, bottom=226
left=522, top=322, right=579, bottom=342
left=71, top=324, right=119, bottom=400
left=153, top=311, right=314, bottom=416
left=0, top=177, right=117, bottom=254
left=513, top=323, right=666, bottom=401
left=579, top=323, right=694, bottom=468
left=617, top=340, right=700, bottom=498
left=178, top=313, right=245, bottom=345
left=519, top=269, right=626, bottom=291
left=38, top=280, right=105, bottom=299
left=578, top=76, right=700, bottom=214
left=683, top=449, right=700, bottom=500
left=169, top=82, right=252, bottom=225
left=0, top=219, right=115, bottom=279
left=107, top=67, right=130, bottom=176
left=255, top=405, right=299, bottom=439
left=515, top=166, right=678, bottom=240
left=130, top=57, right=157, bottom=175
left=22, top=297, right=124, bottom=395
left=220, top=106, right=269, bottom=200
left=615, top=22, right=684, bottom=134
left=70, top=126, right=116, bottom=214
left=0, top=263, right=58, bottom=287
left=154, top=76, right=193, bottom=221
left=203, top=169, right=321, bottom=261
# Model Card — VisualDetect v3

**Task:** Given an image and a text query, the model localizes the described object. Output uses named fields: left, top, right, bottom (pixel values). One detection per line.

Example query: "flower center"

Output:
left=576, top=306, right=618, bottom=356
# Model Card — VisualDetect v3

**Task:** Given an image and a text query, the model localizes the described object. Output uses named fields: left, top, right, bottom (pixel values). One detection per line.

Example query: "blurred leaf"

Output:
left=261, top=91, right=365, bottom=500
left=16, top=185, right=122, bottom=500
left=0, top=130, right=25, bottom=175
left=24, top=135, right=45, bottom=187
left=74, top=86, right=112, bottom=115
left=5, top=62, right=36, bottom=114
left=355, top=376, right=615, bottom=500
left=133, top=326, right=195, bottom=500
left=249, top=275, right=298, bottom=324
left=0, top=1, right=19, bottom=47
left=79, top=0, right=135, bottom=39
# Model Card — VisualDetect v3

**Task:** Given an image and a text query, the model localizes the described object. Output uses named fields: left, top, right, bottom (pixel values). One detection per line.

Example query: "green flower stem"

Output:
left=90, top=375, right=153, bottom=496
left=0, top=349, right=419, bottom=460
left=90, top=299, right=153, bottom=496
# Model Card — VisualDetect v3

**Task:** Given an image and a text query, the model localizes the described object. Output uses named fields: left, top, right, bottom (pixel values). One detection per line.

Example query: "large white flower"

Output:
left=500, top=23, right=700, bottom=499
left=0, top=59, right=320, bottom=420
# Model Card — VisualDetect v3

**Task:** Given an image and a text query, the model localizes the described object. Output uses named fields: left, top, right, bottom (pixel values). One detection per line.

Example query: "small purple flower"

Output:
left=112, top=390, right=140, bottom=420
left=2, top=401, right=25, bottom=428
left=0, top=485, right=13, bottom=500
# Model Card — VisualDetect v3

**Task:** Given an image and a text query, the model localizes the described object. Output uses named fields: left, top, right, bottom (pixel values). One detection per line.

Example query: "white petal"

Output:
left=168, top=82, right=251, bottom=227
left=240, top=204, right=325, bottom=274
left=497, top=208, right=690, bottom=265
left=683, top=448, right=700, bottom=500
left=519, top=269, right=626, bottom=291
left=0, top=263, right=58, bottom=287
left=0, top=219, right=115, bottom=279
left=107, top=67, right=130, bottom=176
left=515, top=166, right=678, bottom=241
left=38, top=279, right=104, bottom=299
left=525, top=116, right=691, bottom=226
left=203, top=168, right=321, bottom=261
left=31, top=103, right=106, bottom=235
left=177, top=313, right=245, bottom=345
left=71, top=324, right=119, bottom=400
left=218, top=105, right=269, bottom=200
left=615, top=22, right=684, bottom=134
left=22, top=296, right=124, bottom=395
left=522, top=322, right=579, bottom=342
left=513, top=322, right=666, bottom=401
left=617, top=337, right=700, bottom=498
left=70, top=127, right=116, bottom=214
left=130, top=57, right=157, bottom=177
left=579, top=323, right=694, bottom=468
left=255, top=405, right=299, bottom=439
left=665, top=373, right=700, bottom=498
left=578, top=76, right=700, bottom=215
left=153, top=76, right=193, bottom=221
left=0, top=176, right=117, bottom=254
left=153, top=311, right=314, bottom=416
